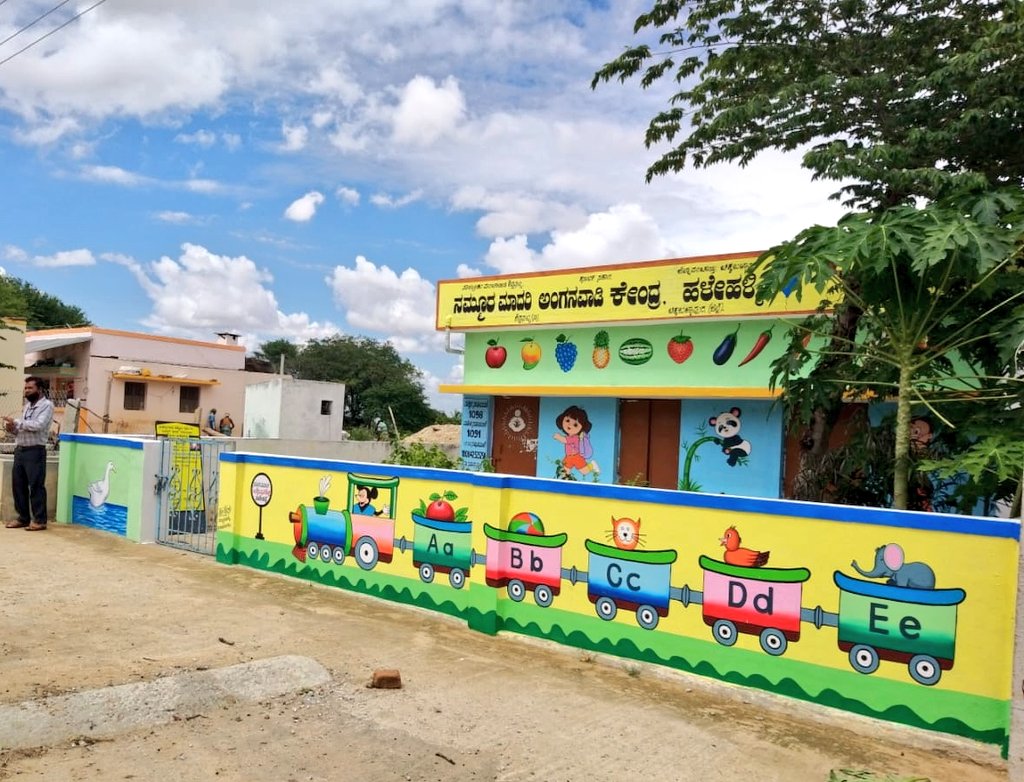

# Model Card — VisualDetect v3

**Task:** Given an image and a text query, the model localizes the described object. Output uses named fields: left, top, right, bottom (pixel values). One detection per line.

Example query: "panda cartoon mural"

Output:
left=709, top=407, right=751, bottom=467
left=678, top=401, right=782, bottom=499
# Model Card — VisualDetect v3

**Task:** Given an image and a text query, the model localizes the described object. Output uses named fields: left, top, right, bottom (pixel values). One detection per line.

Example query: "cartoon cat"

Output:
left=608, top=515, right=642, bottom=551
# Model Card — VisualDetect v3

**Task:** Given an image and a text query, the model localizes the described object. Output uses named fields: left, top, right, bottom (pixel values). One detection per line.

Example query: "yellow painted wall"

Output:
left=217, top=453, right=1019, bottom=749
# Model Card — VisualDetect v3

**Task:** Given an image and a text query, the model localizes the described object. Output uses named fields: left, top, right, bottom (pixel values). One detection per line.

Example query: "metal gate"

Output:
left=155, top=438, right=236, bottom=555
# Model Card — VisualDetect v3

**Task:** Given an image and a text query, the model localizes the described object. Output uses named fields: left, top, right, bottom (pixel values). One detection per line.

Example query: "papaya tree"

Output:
left=593, top=0, right=1024, bottom=507
left=754, top=189, right=1024, bottom=509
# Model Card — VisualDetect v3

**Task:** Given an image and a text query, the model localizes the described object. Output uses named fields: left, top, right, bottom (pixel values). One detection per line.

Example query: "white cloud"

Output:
left=222, top=132, right=242, bottom=150
left=335, top=186, right=360, bottom=206
left=184, top=178, right=224, bottom=194
left=370, top=190, right=423, bottom=209
left=3, top=245, right=28, bottom=262
left=174, top=129, right=216, bottom=147
left=391, top=75, right=466, bottom=146
left=154, top=210, right=198, bottom=224
left=482, top=203, right=672, bottom=274
left=284, top=191, right=325, bottom=222
left=455, top=263, right=482, bottom=278
left=281, top=123, right=309, bottom=152
left=32, top=249, right=97, bottom=268
left=103, top=244, right=340, bottom=341
left=326, top=255, right=440, bottom=352
left=80, top=165, right=148, bottom=186
left=13, top=117, right=81, bottom=145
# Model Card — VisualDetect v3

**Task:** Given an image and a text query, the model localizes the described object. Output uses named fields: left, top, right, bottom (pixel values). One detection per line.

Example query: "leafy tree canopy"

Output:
left=254, top=338, right=299, bottom=374
left=0, top=276, right=90, bottom=329
left=593, top=0, right=1024, bottom=207
left=757, top=188, right=1024, bottom=509
left=262, top=335, right=443, bottom=435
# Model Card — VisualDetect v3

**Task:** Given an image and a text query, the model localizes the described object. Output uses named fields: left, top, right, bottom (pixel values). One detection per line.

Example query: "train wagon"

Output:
left=289, top=504, right=396, bottom=570
left=699, top=555, right=811, bottom=656
left=585, top=539, right=677, bottom=630
left=833, top=571, right=966, bottom=686
left=411, top=513, right=473, bottom=589
left=483, top=523, right=568, bottom=607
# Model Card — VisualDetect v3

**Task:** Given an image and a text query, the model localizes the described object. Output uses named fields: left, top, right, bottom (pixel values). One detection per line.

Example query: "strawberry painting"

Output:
left=667, top=332, right=694, bottom=364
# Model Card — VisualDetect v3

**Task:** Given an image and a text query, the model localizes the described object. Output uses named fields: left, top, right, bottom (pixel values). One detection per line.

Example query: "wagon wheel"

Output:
left=418, top=562, right=435, bottom=584
left=332, top=545, right=346, bottom=566
left=320, top=545, right=333, bottom=563
left=595, top=596, right=617, bottom=622
left=533, top=584, right=554, bottom=608
left=712, top=619, right=738, bottom=647
left=848, top=644, right=880, bottom=675
left=635, top=605, right=659, bottom=630
left=306, top=542, right=320, bottom=561
left=759, top=628, right=788, bottom=657
left=448, top=568, right=466, bottom=590
left=908, top=654, right=942, bottom=686
left=507, top=580, right=526, bottom=602
left=354, top=536, right=379, bottom=570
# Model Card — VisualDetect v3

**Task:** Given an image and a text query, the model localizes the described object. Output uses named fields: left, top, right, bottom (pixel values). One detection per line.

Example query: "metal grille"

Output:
left=155, top=438, right=236, bottom=555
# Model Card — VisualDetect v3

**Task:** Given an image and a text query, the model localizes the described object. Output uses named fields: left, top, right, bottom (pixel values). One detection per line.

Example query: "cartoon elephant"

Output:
left=851, top=544, right=936, bottom=589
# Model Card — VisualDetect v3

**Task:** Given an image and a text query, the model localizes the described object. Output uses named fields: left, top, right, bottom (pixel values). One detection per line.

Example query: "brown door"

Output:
left=491, top=397, right=539, bottom=476
left=617, top=399, right=681, bottom=489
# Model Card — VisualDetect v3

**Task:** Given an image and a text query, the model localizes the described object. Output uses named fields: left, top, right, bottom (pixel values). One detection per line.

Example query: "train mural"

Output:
left=205, top=452, right=1018, bottom=751
left=278, top=471, right=971, bottom=688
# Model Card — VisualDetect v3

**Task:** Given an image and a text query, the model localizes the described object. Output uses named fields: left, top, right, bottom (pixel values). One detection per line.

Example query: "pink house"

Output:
left=24, top=327, right=267, bottom=435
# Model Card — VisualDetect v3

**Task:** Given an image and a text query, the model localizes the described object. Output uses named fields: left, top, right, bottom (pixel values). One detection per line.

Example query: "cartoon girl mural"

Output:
left=553, top=405, right=599, bottom=479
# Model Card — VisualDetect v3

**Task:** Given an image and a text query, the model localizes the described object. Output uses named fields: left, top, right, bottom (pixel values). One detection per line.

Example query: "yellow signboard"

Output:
left=436, top=252, right=822, bottom=330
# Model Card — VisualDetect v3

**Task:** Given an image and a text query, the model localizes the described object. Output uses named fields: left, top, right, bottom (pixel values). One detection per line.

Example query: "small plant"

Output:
left=385, top=441, right=458, bottom=469
left=626, top=665, right=641, bottom=678
left=620, top=472, right=649, bottom=487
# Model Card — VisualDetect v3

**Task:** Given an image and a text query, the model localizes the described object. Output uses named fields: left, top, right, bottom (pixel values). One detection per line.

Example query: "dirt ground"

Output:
left=0, top=524, right=1010, bottom=782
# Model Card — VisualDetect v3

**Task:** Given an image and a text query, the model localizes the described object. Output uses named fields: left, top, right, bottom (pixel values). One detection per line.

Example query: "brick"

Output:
left=369, top=669, right=402, bottom=689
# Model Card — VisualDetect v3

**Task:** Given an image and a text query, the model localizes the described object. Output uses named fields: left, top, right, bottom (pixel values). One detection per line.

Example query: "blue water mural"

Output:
left=72, top=495, right=128, bottom=536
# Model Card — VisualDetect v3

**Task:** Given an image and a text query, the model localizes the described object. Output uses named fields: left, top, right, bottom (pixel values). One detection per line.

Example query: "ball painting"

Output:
left=508, top=512, right=545, bottom=535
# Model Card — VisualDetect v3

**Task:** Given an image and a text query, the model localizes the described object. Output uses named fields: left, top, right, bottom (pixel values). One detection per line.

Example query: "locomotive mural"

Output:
left=211, top=453, right=1018, bottom=751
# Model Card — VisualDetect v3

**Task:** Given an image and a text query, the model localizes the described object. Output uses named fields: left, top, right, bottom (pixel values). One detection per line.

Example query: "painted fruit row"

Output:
left=484, top=327, right=776, bottom=369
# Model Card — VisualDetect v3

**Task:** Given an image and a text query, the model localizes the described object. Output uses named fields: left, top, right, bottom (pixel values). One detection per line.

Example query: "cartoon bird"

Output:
left=720, top=526, right=770, bottom=567
left=88, top=461, right=115, bottom=508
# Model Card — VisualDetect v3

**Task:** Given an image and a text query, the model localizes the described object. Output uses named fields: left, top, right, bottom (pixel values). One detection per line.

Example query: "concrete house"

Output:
left=24, top=327, right=268, bottom=435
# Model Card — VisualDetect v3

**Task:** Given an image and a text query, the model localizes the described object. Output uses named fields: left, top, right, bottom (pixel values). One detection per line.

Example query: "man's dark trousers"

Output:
left=13, top=445, right=47, bottom=524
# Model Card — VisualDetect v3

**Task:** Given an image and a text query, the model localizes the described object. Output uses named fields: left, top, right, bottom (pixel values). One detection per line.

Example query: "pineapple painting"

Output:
left=592, top=330, right=610, bottom=369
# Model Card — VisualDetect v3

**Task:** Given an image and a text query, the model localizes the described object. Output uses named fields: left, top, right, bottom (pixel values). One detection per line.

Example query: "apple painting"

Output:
left=485, top=339, right=507, bottom=369
left=415, top=490, right=469, bottom=523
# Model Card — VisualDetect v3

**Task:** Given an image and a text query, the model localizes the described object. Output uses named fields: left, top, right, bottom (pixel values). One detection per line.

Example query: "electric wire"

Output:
left=0, top=0, right=73, bottom=48
left=0, top=0, right=107, bottom=68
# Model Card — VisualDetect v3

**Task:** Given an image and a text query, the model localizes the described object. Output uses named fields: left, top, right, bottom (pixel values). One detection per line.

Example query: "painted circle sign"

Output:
left=250, top=473, right=273, bottom=507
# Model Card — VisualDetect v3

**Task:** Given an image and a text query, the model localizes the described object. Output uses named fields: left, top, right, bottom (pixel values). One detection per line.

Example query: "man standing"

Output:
left=207, top=408, right=217, bottom=432
left=3, top=377, right=54, bottom=531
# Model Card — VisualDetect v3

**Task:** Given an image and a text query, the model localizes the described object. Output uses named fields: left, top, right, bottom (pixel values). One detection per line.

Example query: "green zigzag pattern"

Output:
left=217, top=542, right=1008, bottom=752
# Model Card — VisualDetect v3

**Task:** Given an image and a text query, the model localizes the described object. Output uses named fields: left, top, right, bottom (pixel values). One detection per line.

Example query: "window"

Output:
left=320, top=400, right=333, bottom=415
left=124, top=381, right=146, bottom=411
left=179, top=385, right=200, bottom=413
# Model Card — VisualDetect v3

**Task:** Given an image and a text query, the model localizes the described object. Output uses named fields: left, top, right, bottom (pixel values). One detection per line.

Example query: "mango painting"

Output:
left=216, top=452, right=1019, bottom=752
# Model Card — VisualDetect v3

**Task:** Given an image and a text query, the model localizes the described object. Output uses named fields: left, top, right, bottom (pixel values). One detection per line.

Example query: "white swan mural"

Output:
left=88, top=461, right=116, bottom=507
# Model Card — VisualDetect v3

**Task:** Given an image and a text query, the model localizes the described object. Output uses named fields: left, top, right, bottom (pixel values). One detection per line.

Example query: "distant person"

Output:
left=3, top=377, right=54, bottom=531
left=207, top=408, right=217, bottom=431
left=218, top=413, right=235, bottom=436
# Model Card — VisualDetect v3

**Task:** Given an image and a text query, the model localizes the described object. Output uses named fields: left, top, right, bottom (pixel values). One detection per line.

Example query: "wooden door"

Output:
left=617, top=399, right=681, bottom=489
left=491, top=397, right=539, bottom=476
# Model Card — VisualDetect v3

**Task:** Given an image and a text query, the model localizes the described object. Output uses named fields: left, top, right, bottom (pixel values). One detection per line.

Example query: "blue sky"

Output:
left=0, top=0, right=845, bottom=412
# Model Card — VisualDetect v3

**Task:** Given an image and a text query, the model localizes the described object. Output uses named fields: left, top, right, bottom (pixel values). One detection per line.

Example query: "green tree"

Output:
left=592, top=0, right=1023, bottom=207
left=292, top=335, right=437, bottom=434
left=756, top=189, right=1024, bottom=509
left=255, top=339, right=299, bottom=374
left=595, top=1, right=1024, bottom=510
left=0, top=276, right=90, bottom=329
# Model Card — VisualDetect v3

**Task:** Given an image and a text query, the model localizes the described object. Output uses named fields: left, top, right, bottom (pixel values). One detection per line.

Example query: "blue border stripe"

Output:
left=220, top=451, right=1021, bottom=540
left=60, top=433, right=145, bottom=450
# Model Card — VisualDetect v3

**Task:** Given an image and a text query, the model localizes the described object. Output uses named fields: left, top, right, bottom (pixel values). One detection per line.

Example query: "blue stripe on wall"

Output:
left=222, top=451, right=1020, bottom=540
left=59, top=434, right=145, bottom=450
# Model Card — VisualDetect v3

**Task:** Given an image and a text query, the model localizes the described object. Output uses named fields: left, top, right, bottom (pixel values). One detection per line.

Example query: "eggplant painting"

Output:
left=712, top=325, right=741, bottom=365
